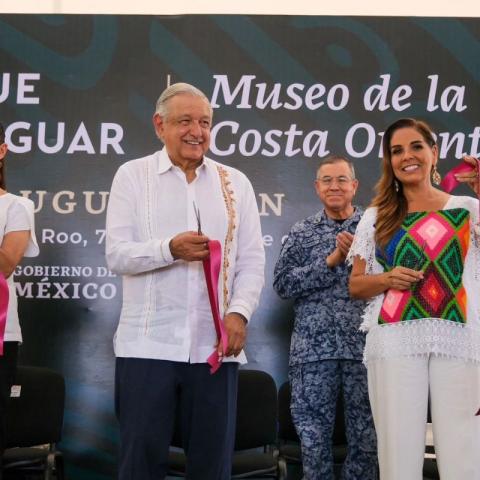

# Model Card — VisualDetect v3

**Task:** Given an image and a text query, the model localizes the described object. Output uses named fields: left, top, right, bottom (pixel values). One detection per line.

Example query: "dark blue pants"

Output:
left=115, top=358, right=239, bottom=480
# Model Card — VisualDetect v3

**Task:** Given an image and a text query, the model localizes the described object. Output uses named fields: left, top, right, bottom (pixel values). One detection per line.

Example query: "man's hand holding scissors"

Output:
left=169, top=202, right=210, bottom=261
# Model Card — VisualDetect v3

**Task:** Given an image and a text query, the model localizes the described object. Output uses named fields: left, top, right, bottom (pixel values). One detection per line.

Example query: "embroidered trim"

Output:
left=347, top=207, right=381, bottom=276
left=364, top=318, right=480, bottom=365
left=216, top=165, right=236, bottom=312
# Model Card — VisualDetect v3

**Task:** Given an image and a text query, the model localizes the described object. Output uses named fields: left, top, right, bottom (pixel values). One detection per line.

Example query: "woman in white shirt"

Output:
left=349, top=118, right=480, bottom=480
left=0, top=123, right=39, bottom=462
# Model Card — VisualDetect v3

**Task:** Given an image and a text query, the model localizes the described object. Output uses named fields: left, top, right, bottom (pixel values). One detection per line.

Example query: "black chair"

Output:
left=2, top=366, right=65, bottom=480
left=423, top=458, right=439, bottom=479
left=169, top=369, right=284, bottom=479
left=422, top=401, right=439, bottom=480
left=277, top=381, right=301, bottom=473
left=277, top=381, right=347, bottom=477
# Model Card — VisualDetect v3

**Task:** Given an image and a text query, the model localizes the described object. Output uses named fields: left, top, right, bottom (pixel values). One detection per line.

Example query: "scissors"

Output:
left=412, top=240, right=427, bottom=271
left=193, top=201, right=202, bottom=235
left=410, top=240, right=427, bottom=291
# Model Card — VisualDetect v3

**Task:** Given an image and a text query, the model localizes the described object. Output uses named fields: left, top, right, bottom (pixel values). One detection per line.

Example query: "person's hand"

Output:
left=336, top=231, right=354, bottom=257
left=218, top=312, right=247, bottom=358
left=385, top=266, right=423, bottom=290
left=326, top=231, right=354, bottom=267
left=455, top=155, right=479, bottom=194
left=169, top=231, right=210, bottom=261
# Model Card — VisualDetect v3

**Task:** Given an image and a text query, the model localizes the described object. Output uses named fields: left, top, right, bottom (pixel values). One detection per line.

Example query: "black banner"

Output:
left=1, top=14, right=479, bottom=477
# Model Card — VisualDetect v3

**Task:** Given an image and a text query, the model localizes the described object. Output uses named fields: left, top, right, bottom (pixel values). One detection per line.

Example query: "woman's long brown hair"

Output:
left=372, top=118, right=436, bottom=250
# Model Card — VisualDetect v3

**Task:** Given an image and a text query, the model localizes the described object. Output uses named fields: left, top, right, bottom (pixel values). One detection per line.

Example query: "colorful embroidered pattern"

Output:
left=376, top=208, right=470, bottom=324
left=216, top=165, right=236, bottom=312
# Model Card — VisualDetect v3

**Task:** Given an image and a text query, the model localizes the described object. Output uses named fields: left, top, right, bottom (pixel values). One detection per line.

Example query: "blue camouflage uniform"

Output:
left=273, top=207, right=377, bottom=480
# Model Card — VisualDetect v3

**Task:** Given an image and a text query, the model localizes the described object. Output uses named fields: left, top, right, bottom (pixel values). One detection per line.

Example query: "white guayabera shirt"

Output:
left=106, top=148, right=265, bottom=364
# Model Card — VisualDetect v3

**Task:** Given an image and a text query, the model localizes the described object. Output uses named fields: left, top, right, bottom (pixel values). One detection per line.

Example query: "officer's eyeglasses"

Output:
left=317, top=176, right=353, bottom=187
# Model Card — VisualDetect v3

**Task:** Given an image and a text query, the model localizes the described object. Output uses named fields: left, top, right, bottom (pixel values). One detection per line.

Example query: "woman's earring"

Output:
left=394, top=179, right=399, bottom=192
left=432, top=165, right=441, bottom=185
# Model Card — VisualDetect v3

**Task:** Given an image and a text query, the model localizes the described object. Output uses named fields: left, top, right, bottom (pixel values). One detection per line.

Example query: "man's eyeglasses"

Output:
left=317, top=176, right=354, bottom=187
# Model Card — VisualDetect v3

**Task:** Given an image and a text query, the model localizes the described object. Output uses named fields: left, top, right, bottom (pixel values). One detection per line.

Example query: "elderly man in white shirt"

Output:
left=106, top=83, right=265, bottom=480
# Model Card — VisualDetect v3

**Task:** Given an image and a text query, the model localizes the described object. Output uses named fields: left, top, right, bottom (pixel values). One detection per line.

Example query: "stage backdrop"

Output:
left=1, top=14, right=479, bottom=478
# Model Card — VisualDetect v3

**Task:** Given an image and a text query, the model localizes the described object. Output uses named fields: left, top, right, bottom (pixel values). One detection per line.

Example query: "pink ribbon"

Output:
left=203, top=240, right=228, bottom=374
left=0, top=274, right=9, bottom=356
left=440, top=158, right=480, bottom=225
left=440, top=159, right=479, bottom=193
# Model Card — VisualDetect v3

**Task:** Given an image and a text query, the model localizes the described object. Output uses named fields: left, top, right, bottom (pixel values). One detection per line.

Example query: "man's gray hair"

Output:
left=316, top=155, right=356, bottom=179
left=155, top=83, right=213, bottom=119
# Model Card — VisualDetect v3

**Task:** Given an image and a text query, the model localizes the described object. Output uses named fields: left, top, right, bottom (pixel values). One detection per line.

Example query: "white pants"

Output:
left=368, top=355, right=480, bottom=480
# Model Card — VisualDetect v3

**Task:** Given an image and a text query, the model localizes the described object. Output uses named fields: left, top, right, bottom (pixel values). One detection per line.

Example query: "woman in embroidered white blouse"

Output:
left=348, top=118, right=480, bottom=480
